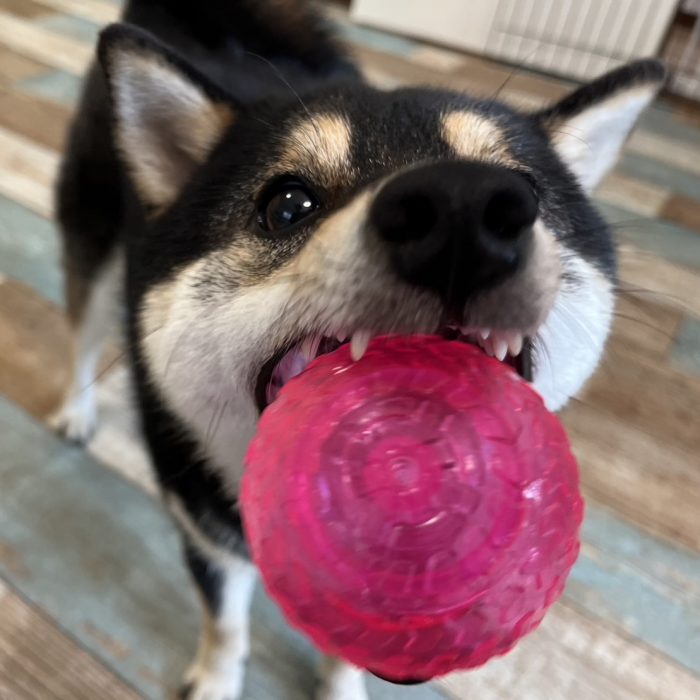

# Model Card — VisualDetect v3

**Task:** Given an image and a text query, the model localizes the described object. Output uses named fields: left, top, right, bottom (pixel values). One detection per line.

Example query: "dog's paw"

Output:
left=316, top=664, right=369, bottom=700
left=316, top=682, right=370, bottom=700
left=179, top=662, right=245, bottom=700
left=49, top=394, right=97, bottom=444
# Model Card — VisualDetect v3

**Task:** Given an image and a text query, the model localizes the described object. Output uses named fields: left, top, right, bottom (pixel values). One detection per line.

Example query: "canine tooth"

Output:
left=336, top=331, right=347, bottom=343
left=493, top=337, right=508, bottom=361
left=350, top=331, right=372, bottom=361
left=481, top=337, right=495, bottom=357
left=506, top=332, right=523, bottom=357
left=478, top=328, right=491, bottom=341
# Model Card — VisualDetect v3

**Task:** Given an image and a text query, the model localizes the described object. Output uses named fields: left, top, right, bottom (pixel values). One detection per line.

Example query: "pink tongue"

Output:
left=267, top=350, right=309, bottom=404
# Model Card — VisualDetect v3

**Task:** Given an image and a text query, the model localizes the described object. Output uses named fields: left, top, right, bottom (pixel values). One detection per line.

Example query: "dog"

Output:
left=52, top=1, right=665, bottom=698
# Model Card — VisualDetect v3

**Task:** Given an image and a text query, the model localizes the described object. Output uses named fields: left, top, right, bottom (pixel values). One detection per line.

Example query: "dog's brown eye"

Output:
left=258, top=179, right=319, bottom=233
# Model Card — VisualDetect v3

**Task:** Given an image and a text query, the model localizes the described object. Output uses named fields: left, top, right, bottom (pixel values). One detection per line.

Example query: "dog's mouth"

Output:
left=255, top=328, right=533, bottom=412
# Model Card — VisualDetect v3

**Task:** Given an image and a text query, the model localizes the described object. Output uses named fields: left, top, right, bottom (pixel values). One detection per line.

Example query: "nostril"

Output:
left=483, top=186, right=538, bottom=241
left=374, top=191, right=439, bottom=244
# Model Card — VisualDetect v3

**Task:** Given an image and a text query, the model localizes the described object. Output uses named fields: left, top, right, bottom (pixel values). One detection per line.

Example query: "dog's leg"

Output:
left=51, top=253, right=122, bottom=443
left=181, top=543, right=257, bottom=700
left=317, top=657, right=368, bottom=700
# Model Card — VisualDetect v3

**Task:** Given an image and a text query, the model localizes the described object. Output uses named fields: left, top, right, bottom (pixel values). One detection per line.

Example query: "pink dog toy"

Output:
left=241, top=336, right=583, bottom=682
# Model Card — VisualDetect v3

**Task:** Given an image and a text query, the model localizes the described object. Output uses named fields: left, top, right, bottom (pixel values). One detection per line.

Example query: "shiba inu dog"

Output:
left=53, top=1, right=664, bottom=697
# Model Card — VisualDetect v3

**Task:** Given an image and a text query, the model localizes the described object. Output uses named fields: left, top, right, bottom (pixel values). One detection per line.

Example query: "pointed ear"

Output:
left=537, top=59, right=665, bottom=192
left=98, top=24, right=236, bottom=211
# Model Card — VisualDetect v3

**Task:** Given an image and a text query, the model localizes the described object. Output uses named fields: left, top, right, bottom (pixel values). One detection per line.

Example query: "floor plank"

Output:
left=39, top=0, right=121, bottom=24
left=441, top=602, right=700, bottom=700
left=0, top=45, right=48, bottom=83
left=0, top=195, right=62, bottom=303
left=0, top=0, right=52, bottom=19
left=571, top=505, right=700, bottom=672
left=608, top=294, right=683, bottom=362
left=0, top=397, right=449, bottom=700
left=20, top=68, right=83, bottom=107
left=0, top=276, right=70, bottom=420
left=562, top=399, right=700, bottom=552
left=0, top=9, right=93, bottom=74
left=0, top=583, right=142, bottom=700
left=627, top=128, right=700, bottom=178
left=601, top=203, right=700, bottom=269
left=659, top=194, right=700, bottom=234
left=0, top=124, right=57, bottom=218
left=37, top=13, right=102, bottom=44
left=0, top=86, right=71, bottom=152
left=617, top=244, right=700, bottom=319
left=581, top=344, right=700, bottom=458
left=596, top=172, right=669, bottom=219
left=671, top=318, right=700, bottom=376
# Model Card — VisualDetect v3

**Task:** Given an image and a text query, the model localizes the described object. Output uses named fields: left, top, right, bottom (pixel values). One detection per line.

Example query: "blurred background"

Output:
left=0, top=1, right=698, bottom=699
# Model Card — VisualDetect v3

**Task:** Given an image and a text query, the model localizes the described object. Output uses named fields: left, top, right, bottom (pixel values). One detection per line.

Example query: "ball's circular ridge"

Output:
left=242, top=336, right=583, bottom=681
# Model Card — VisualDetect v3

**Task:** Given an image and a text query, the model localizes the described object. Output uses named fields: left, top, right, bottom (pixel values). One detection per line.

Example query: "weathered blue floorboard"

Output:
left=0, top=397, right=447, bottom=700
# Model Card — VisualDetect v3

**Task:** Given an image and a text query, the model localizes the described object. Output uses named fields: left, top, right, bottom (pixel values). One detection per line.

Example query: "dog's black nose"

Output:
left=370, top=161, right=538, bottom=310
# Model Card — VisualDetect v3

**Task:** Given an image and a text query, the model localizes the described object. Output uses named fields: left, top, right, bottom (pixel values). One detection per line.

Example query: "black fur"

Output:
left=538, top=59, right=666, bottom=124
left=184, top=542, right=225, bottom=615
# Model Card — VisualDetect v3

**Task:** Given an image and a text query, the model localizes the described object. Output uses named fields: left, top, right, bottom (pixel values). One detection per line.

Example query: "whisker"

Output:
left=489, top=43, right=546, bottom=103
left=204, top=399, right=229, bottom=449
left=611, top=311, right=677, bottom=342
left=244, top=50, right=323, bottom=141
left=615, top=284, right=691, bottom=310
left=69, top=323, right=167, bottom=398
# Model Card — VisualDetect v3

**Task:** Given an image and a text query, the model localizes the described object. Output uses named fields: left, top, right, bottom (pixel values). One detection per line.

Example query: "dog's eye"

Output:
left=258, top=179, right=319, bottom=233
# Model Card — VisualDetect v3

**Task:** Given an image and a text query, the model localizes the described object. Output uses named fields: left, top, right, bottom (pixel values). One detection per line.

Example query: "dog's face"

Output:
left=100, top=27, right=664, bottom=490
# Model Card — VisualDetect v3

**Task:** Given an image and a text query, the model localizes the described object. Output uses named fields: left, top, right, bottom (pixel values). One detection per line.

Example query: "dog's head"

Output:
left=98, top=26, right=664, bottom=488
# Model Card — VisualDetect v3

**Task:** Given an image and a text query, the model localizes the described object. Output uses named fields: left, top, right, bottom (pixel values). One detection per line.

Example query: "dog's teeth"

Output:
left=506, top=332, right=523, bottom=357
left=493, top=337, right=508, bottom=362
left=336, top=331, right=347, bottom=343
left=478, top=328, right=491, bottom=341
left=481, top=337, right=495, bottom=357
left=460, top=325, right=471, bottom=336
left=350, top=331, right=371, bottom=361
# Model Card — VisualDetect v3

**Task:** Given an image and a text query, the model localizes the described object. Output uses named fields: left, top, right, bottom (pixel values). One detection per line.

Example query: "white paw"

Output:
left=316, top=683, right=370, bottom=700
left=181, top=661, right=245, bottom=700
left=49, top=393, right=97, bottom=444
left=316, top=664, right=369, bottom=700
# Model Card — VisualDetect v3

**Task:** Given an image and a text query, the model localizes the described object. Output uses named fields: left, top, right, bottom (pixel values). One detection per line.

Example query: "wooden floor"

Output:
left=1, top=1, right=699, bottom=699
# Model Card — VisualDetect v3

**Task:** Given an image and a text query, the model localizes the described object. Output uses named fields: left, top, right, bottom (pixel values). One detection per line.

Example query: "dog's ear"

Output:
left=537, top=59, right=665, bottom=192
left=98, top=24, right=236, bottom=211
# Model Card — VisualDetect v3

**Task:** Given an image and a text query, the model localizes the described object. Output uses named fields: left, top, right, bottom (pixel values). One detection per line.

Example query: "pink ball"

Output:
left=242, top=336, right=583, bottom=682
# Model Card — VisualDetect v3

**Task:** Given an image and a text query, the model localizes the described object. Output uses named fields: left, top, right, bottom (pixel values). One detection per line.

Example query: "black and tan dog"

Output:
left=53, top=1, right=664, bottom=697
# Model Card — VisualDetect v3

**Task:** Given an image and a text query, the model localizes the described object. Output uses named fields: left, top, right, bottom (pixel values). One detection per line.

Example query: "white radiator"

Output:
left=351, top=0, right=678, bottom=81
left=664, top=0, right=700, bottom=99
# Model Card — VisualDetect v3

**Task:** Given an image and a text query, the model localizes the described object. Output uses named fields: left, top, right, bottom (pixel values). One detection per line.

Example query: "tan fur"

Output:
left=441, top=111, right=518, bottom=168
left=271, top=114, right=353, bottom=189
left=139, top=258, right=205, bottom=351
left=111, top=52, right=234, bottom=210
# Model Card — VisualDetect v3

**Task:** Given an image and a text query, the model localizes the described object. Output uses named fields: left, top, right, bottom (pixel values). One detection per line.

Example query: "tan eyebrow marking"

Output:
left=441, top=111, right=517, bottom=168
left=276, top=113, right=353, bottom=186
